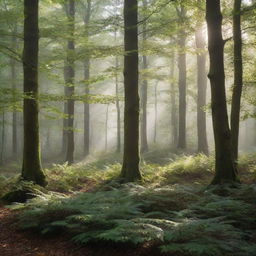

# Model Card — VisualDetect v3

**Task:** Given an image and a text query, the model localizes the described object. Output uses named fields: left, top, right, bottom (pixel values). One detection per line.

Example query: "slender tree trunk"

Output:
left=231, top=0, right=243, bottom=161
left=115, top=55, right=121, bottom=153
left=206, top=0, right=238, bottom=184
left=46, top=127, right=51, bottom=150
left=22, top=0, right=46, bottom=186
left=11, top=25, right=18, bottom=159
left=154, top=82, right=158, bottom=144
left=114, top=0, right=121, bottom=153
left=140, top=0, right=148, bottom=153
left=83, top=0, right=91, bottom=157
left=84, top=59, right=90, bottom=156
left=105, top=104, right=109, bottom=152
left=195, top=26, right=209, bottom=155
left=62, top=70, right=68, bottom=155
left=170, top=51, right=178, bottom=146
left=140, top=55, right=148, bottom=151
left=120, top=0, right=142, bottom=182
left=0, top=112, right=5, bottom=166
left=176, top=7, right=187, bottom=149
left=65, top=0, right=75, bottom=165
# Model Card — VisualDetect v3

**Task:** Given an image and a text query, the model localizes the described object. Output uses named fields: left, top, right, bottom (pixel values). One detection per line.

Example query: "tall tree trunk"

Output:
left=65, top=0, right=75, bottom=165
left=83, top=0, right=91, bottom=157
left=0, top=112, right=5, bottom=166
left=206, top=0, right=238, bottom=184
left=46, top=127, right=51, bottom=151
left=22, top=0, right=46, bottom=186
left=115, top=55, right=121, bottom=153
left=114, top=0, right=121, bottom=153
left=231, top=0, right=243, bottom=161
left=176, top=6, right=187, bottom=149
left=84, top=59, right=90, bottom=156
left=195, top=26, right=209, bottom=155
left=140, top=0, right=148, bottom=153
left=120, top=0, right=142, bottom=182
left=105, top=104, right=109, bottom=152
left=170, top=51, right=178, bottom=146
left=62, top=69, right=68, bottom=155
left=154, top=82, right=158, bottom=144
left=11, top=26, right=18, bottom=159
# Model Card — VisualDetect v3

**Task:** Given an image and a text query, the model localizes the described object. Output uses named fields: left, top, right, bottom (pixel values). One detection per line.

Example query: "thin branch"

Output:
left=137, top=0, right=175, bottom=25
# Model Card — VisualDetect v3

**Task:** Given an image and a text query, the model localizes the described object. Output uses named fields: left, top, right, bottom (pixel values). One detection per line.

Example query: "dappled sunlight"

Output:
left=1, top=0, right=256, bottom=255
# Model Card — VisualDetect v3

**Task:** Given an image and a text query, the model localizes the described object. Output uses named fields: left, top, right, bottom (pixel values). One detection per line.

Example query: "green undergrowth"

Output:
left=45, top=153, right=255, bottom=193
left=141, top=146, right=178, bottom=164
left=13, top=183, right=256, bottom=256
left=0, top=175, right=8, bottom=199
left=44, top=154, right=215, bottom=193
left=2, top=153, right=256, bottom=198
left=0, top=176, right=48, bottom=203
left=45, top=162, right=121, bottom=192
left=3, top=153, right=256, bottom=255
left=143, top=154, right=215, bottom=185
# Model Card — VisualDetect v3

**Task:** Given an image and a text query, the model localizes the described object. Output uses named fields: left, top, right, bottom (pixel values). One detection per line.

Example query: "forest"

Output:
left=0, top=0, right=256, bottom=255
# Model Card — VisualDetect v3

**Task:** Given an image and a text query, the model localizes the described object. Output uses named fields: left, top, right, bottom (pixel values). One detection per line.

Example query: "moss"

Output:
left=2, top=189, right=35, bottom=203
left=1, top=180, right=47, bottom=203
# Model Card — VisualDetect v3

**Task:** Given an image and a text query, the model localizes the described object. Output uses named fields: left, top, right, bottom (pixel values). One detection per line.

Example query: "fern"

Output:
left=98, top=219, right=164, bottom=244
left=161, top=218, right=253, bottom=256
left=16, top=182, right=256, bottom=256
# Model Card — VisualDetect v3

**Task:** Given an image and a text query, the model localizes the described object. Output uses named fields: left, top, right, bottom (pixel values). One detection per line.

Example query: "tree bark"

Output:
left=46, top=127, right=51, bottom=151
left=114, top=0, right=121, bottom=153
left=105, top=104, right=109, bottom=152
left=170, top=50, right=178, bottom=146
left=22, top=0, right=46, bottom=186
left=83, top=0, right=91, bottom=157
left=231, top=0, right=243, bottom=161
left=65, top=0, right=75, bottom=165
left=140, top=0, right=148, bottom=153
left=84, top=59, right=90, bottom=156
left=176, top=6, right=187, bottom=149
left=195, top=26, right=209, bottom=155
left=11, top=25, right=18, bottom=159
left=115, top=56, right=121, bottom=153
left=62, top=67, right=68, bottom=155
left=206, top=0, right=238, bottom=184
left=120, top=0, right=142, bottom=182
left=0, top=112, right=5, bottom=166
left=154, top=82, right=158, bottom=144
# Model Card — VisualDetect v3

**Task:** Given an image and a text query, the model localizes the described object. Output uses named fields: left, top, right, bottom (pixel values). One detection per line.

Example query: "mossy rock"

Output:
left=1, top=189, right=36, bottom=203
left=1, top=180, right=47, bottom=203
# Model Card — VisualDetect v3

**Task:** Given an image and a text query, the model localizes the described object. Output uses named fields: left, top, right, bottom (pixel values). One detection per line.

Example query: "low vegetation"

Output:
left=1, top=153, right=256, bottom=256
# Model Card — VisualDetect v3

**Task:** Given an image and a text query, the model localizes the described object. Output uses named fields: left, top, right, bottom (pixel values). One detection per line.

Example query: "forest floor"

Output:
left=0, top=152, right=256, bottom=256
left=0, top=159, right=162, bottom=256
left=0, top=201, right=163, bottom=256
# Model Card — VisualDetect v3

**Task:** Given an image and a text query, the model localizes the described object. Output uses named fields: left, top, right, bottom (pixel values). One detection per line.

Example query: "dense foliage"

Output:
left=0, top=153, right=254, bottom=255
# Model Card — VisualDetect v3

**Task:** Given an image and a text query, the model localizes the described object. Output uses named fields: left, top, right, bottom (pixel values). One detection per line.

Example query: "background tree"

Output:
left=195, top=5, right=209, bottom=155
left=11, top=24, right=18, bottom=159
left=170, top=50, right=178, bottom=146
left=176, top=5, right=187, bottom=150
left=64, top=0, right=75, bottom=164
left=140, top=0, right=149, bottom=153
left=81, top=0, right=91, bottom=157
